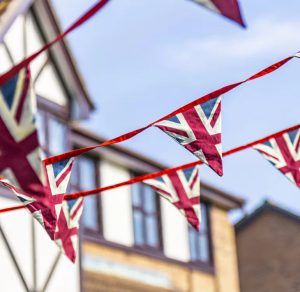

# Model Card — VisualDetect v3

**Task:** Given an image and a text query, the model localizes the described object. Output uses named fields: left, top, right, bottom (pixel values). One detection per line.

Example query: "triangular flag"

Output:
left=54, top=197, right=84, bottom=262
left=190, top=0, right=245, bottom=27
left=144, top=166, right=201, bottom=230
left=253, top=128, right=300, bottom=188
left=0, top=67, right=58, bottom=239
left=154, top=96, right=223, bottom=176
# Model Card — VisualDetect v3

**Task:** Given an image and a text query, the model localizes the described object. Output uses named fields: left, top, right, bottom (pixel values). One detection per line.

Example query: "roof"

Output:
left=71, top=123, right=245, bottom=210
left=235, top=200, right=300, bottom=231
left=31, top=0, right=95, bottom=118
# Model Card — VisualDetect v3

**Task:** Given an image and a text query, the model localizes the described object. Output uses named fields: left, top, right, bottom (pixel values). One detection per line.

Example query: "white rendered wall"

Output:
left=2, top=12, right=68, bottom=107
left=0, top=196, right=80, bottom=292
left=160, top=197, right=190, bottom=262
left=100, top=160, right=134, bottom=246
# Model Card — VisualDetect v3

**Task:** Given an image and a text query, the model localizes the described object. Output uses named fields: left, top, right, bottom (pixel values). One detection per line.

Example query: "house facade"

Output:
left=236, top=201, right=300, bottom=292
left=0, top=1, right=244, bottom=291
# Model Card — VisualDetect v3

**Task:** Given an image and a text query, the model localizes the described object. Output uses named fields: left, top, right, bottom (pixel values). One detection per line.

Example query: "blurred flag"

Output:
left=253, top=128, right=300, bottom=188
left=54, top=197, right=84, bottom=262
left=144, top=166, right=201, bottom=230
left=190, top=0, right=245, bottom=27
left=154, top=96, right=222, bottom=176
left=0, top=67, right=59, bottom=238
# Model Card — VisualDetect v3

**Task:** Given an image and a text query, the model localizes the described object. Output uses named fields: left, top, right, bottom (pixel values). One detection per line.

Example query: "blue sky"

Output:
left=52, top=0, right=300, bottom=219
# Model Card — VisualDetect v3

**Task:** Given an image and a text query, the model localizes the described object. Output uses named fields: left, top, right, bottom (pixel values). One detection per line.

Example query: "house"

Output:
left=236, top=200, right=300, bottom=292
left=0, top=1, right=244, bottom=291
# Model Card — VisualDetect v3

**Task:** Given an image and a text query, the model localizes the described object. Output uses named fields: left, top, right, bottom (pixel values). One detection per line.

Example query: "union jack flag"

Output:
left=154, top=96, right=222, bottom=176
left=144, top=166, right=201, bottom=230
left=190, top=0, right=245, bottom=27
left=45, top=158, right=83, bottom=262
left=46, top=158, right=83, bottom=262
left=0, top=67, right=58, bottom=239
left=55, top=197, right=84, bottom=262
left=253, top=129, right=300, bottom=188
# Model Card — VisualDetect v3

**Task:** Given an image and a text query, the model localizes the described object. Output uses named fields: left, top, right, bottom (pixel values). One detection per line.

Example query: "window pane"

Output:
left=145, top=215, right=158, bottom=247
left=143, top=185, right=156, bottom=214
left=79, top=157, right=95, bottom=190
left=189, top=203, right=211, bottom=263
left=48, top=118, right=66, bottom=155
left=199, top=234, right=210, bottom=263
left=36, top=111, right=46, bottom=147
left=189, top=227, right=198, bottom=261
left=83, top=196, right=98, bottom=230
left=133, top=210, right=144, bottom=246
left=132, top=183, right=141, bottom=207
left=201, top=204, right=207, bottom=232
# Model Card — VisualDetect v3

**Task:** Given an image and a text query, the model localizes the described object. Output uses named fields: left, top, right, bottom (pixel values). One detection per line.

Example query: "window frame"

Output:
left=71, top=153, right=103, bottom=238
left=188, top=201, right=214, bottom=266
left=131, top=173, right=164, bottom=252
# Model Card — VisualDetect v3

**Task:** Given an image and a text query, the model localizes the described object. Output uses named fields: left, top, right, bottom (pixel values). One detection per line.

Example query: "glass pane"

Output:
left=200, top=204, right=207, bottom=232
left=143, top=185, right=156, bottom=214
left=82, top=196, right=98, bottom=230
left=145, top=215, right=158, bottom=247
left=189, top=227, right=198, bottom=261
left=133, top=210, right=144, bottom=246
left=36, top=111, right=46, bottom=148
left=79, top=157, right=96, bottom=190
left=48, top=118, right=66, bottom=155
left=199, top=234, right=210, bottom=263
left=132, top=183, right=141, bottom=207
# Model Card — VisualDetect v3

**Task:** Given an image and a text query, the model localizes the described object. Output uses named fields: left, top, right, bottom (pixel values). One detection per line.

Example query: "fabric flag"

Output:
left=46, top=157, right=83, bottom=262
left=253, top=128, right=300, bottom=188
left=154, top=96, right=222, bottom=176
left=44, top=158, right=74, bottom=220
left=190, top=0, right=245, bottom=27
left=54, top=197, right=84, bottom=262
left=144, top=166, right=201, bottom=230
left=0, top=66, right=59, bottom=238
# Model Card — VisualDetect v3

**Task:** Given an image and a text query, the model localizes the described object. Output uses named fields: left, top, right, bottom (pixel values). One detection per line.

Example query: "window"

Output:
left=70, top=156, right=101, bottom=234
left=35, top=110, right=68, bottom=157
left=132, top=182, right=162, bottom=250
left=188, top=203, right=211, bottom=264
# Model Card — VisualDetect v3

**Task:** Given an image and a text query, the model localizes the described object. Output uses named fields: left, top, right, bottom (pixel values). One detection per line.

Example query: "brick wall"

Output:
left=81, top=205, right=241, bottom=292
left=211, top=206, right=240, bottom=292
left=237, top=211, right=300, bottom=292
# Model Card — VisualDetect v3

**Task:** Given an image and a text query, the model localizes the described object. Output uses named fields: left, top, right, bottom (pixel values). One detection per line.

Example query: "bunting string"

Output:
left=2, top=124, right=298, bottom=215
left=44, top=55, right=297, bottom=166
left=0, top=0, right=111, bottom=85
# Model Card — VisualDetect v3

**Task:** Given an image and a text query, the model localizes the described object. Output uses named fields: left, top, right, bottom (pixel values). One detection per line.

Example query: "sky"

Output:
left=52, top=0, right=300, bottom=220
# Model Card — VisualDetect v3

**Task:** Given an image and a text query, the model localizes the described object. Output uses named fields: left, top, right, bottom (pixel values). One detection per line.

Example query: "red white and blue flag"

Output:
left=0, top=67, right=59, bottom=238
left=253, top=129, right=300, bottom=188
left=55, top=197, right=84, bottom=262
left=144, top=166, right=201, bottom=230
left=190, top=0, right=245, bottom=27
left=154, top=96, right=222, bottom=176
left=45, top=158, right=83, bottom=262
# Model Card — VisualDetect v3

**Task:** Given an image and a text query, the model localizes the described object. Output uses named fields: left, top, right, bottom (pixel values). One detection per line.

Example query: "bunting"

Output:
left=45, top=158, right=82, bottom=262
left=144, top=166, right=201, bottom=230
left=190, top=0, right=245, bottom=27
left=0, top=67, right=59, bottom=239
left=253, top=128, right=300, bottom=188
left=154, top=96, right=222, bottom=176
left=55, top=197, right=84, bottom=262
left=43, top=54, right=294, bottom=168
